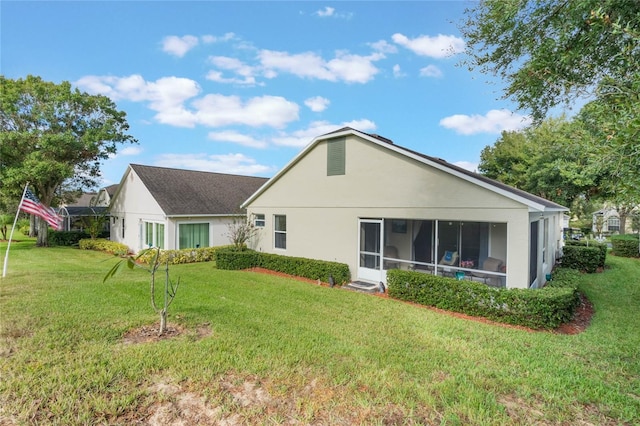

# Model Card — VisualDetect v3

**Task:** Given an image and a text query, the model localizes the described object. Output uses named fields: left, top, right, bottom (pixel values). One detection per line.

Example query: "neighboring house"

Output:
left=95, top=184, right=119, bottom=207
left=592, top=207, right=638, bottom=235
left=109, top=164, right=268, bottom=253
left=58, top=192, right=108, bottom=232
left=242, top=127, right=568, bottom=289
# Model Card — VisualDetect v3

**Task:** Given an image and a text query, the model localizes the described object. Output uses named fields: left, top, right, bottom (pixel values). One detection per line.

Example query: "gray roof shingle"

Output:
left=130, top=164, right=268, bottom=216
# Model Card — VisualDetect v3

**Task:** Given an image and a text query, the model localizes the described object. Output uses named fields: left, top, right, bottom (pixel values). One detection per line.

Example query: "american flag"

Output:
left=20, top=188, right=63, bottom=230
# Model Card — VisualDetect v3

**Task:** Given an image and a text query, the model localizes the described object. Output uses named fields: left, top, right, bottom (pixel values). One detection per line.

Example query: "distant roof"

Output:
left=244, top=127, right=568, bottom=212
left=129, top=164, right=269, bottom=216
left=104, top=184, right=119, bottom=197
left=66, top=192, right=98, bottom=207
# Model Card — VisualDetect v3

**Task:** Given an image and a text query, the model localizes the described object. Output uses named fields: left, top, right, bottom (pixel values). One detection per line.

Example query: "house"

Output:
left=95, top=184, right=119, bottom=207
left=57, top=192, right=108, bottom=232
left=109, top=164, right=268, bottom=253
left=242, top=127, right=568, bottom=289
left=592, top=207, right=638, bottom=236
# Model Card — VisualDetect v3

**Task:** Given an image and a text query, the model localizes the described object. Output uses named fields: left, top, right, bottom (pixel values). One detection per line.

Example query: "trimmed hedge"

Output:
left=387, top=269, right=579, bottom=329
left=136, top=245, right=233, bottom=265
left=78, top=238, right=130, bottom=256
left=545, top=267, right=581, bottom=289
left=50, top=230, right=108, bottom=246
left=215, top=247, right=351, bottom=285
left=562, top=241, right=607, bottom=272
left=610, top=234, right=639, bottom=258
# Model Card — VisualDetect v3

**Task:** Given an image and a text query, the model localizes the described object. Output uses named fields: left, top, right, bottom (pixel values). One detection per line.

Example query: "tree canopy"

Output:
left=479, top=116, right=603, bottom=209
left=0, top=75, right=137, bottom=245
left=461, top=0, right=640, bottom=200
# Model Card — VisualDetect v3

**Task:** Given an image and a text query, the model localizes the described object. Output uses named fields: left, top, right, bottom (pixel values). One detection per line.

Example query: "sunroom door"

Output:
left=358, top=219, right=383, bottom=282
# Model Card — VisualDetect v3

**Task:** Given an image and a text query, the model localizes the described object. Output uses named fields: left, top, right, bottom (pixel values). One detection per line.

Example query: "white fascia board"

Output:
left=167, top=213, right=245, bottom=218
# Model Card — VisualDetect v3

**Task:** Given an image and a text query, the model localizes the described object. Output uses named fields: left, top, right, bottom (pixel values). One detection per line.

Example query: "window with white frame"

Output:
left=274, top=215, right=287, bottom=249
left=178, top=223, right=209, bottom=249
left=143, top=221, right=165, bottom=249
left=607, top=216, right=620, bottom=232
left=254, top=214, right=265, bottom=227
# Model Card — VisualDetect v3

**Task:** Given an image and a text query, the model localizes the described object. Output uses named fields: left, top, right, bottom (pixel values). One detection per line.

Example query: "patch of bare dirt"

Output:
left=121, top=322, right=212, bottom=345
left=119, top=374, right=436, bottom=425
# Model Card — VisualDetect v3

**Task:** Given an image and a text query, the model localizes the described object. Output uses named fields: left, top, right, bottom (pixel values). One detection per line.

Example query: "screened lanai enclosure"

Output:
left=358, top=218, right=508, bottom=288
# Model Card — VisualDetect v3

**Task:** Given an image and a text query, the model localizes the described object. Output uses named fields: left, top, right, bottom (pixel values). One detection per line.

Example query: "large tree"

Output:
left=480, top=117, right=603, bottom=209
left=0, top=75, right=137, bottom=246
left=461, top=0, right=640, bottom=196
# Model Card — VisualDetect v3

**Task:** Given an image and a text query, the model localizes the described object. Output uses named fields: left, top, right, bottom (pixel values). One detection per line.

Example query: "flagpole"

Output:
left=2, top=183, right=29, bottom=279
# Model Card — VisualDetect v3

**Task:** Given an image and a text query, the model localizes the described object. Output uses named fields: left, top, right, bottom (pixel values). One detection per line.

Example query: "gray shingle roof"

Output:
left=130, top=164, right=268, bottom=216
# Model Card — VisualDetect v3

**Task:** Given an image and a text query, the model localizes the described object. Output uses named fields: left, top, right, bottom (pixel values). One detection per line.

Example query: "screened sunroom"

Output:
left=358, top=218, right=508, bottom=288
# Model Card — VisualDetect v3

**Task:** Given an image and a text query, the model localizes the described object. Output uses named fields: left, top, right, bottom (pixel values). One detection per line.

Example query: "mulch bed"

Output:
left=245, top=267, right=594, bottom=335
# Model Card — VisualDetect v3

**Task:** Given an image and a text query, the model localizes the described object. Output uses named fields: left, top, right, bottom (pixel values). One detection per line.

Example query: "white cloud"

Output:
left=201, top=32, right=235, bottom=44
left=315, top=6, right=353, bottom=19
left=154, top=153, right=274, bottom=176
left=369, top=40, right=398, bottom=54
left=304, top=96, right=330, bottom=112
left=161, top=35, right=199, bottom=57
left=316, top=6, right=335, bottom=17
left=119, top=146, right=143, bottom=156
left=393, top=64, right=405, bottom=78
left=419, top=65, right=443, bottom=78
left=258, top=49, right=381, bottom=84
left=192, top=94, right=299, bottom=128
left=207, top=130, right=268, bottom=149
left=392, top=33, right=465, bottom=58
left=452, top=161, right=479, bottom=173
left=272, top=119, right=376, bottom=148
left=439, top=109, right=533, bottom=135
left=206, top=56, right=259, bottom=86
left=75, top=75, right=299, bottom=129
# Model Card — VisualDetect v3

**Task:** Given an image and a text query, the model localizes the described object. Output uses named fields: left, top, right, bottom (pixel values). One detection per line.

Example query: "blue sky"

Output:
left=2, top=1, right=534, bottom=187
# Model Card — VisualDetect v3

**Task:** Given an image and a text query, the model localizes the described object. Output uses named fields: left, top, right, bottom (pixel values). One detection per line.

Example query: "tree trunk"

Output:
left=29, top=215, right=37, bottom=237
left=159, top=309, right=167, bottom=336
left=36, top=220, right=48, bottom=247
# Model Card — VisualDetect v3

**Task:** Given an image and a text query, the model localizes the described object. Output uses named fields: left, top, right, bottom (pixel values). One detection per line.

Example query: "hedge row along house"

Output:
left=109, top=128, right=567, bottom=290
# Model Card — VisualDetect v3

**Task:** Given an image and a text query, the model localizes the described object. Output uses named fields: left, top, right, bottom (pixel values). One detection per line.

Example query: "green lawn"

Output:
left=1, top=238, right=639, bottom=425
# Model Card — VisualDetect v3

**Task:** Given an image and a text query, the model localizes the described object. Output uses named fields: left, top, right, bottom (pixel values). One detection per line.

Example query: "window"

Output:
left=144, top=221, right=165, bottom=249
left=327, top=137, right=345, bottom=176
left=121, top=218, right=125, bottom=239
left=274, top=215, right=287, bottom=249
left=607, top=216, right=620, bottom=232
left=179, top=223, right=209, bottom=249
left=254, top=214, right=265, bottom=227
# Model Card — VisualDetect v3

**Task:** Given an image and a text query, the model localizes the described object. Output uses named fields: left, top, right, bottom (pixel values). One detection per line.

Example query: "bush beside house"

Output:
left=562, top=241, right=607, bottom=272
left=386, top=269, right=580, bottom=329
left=78, top=238, right=129, bottom=256
left=610, top=234, right=640, bottom=258
left=215, top=247, right=351, bottom=285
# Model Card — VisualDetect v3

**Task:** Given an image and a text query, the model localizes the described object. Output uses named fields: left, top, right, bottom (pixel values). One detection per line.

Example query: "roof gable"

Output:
left=243, top=127, right=568, bottom=212
left=126, top=164, right=268, bottom=216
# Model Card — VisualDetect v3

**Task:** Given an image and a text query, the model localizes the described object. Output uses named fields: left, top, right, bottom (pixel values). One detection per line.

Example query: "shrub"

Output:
left=79, top=238, right=130, bottom=256
left=136, top=246, right=231, bottom=265
left=387, top=269, right=579, bottom=329
left=610, top=234, right=639, bottom=258
left=50, top=231, right=90, bottom=246
left=215, top=247, right=351, bottom=285
left=561, top=243, right=606, bottom=273
left=50, top=230, right=110, bottom=246
left=545, top=267, right=581, bottom=289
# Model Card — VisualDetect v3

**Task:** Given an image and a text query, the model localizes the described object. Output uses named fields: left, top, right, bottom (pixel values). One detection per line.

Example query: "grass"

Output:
left=1, top=236, right=639, bottom=425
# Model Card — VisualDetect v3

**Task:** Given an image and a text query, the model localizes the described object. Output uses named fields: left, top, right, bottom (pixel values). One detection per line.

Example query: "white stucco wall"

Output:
left=246, top=134, right=556, bottom=289
left=110, top=167, right=240, bottom=253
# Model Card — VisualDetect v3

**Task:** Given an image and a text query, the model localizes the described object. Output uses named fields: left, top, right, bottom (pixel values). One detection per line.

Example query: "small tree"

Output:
left=226, top=215, right=259, bottom=250
left=82, top=208, right=108, bottom=239
left=0, top=214, right=12, bottom=240
left=104, top=247, right=180, bottom=336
